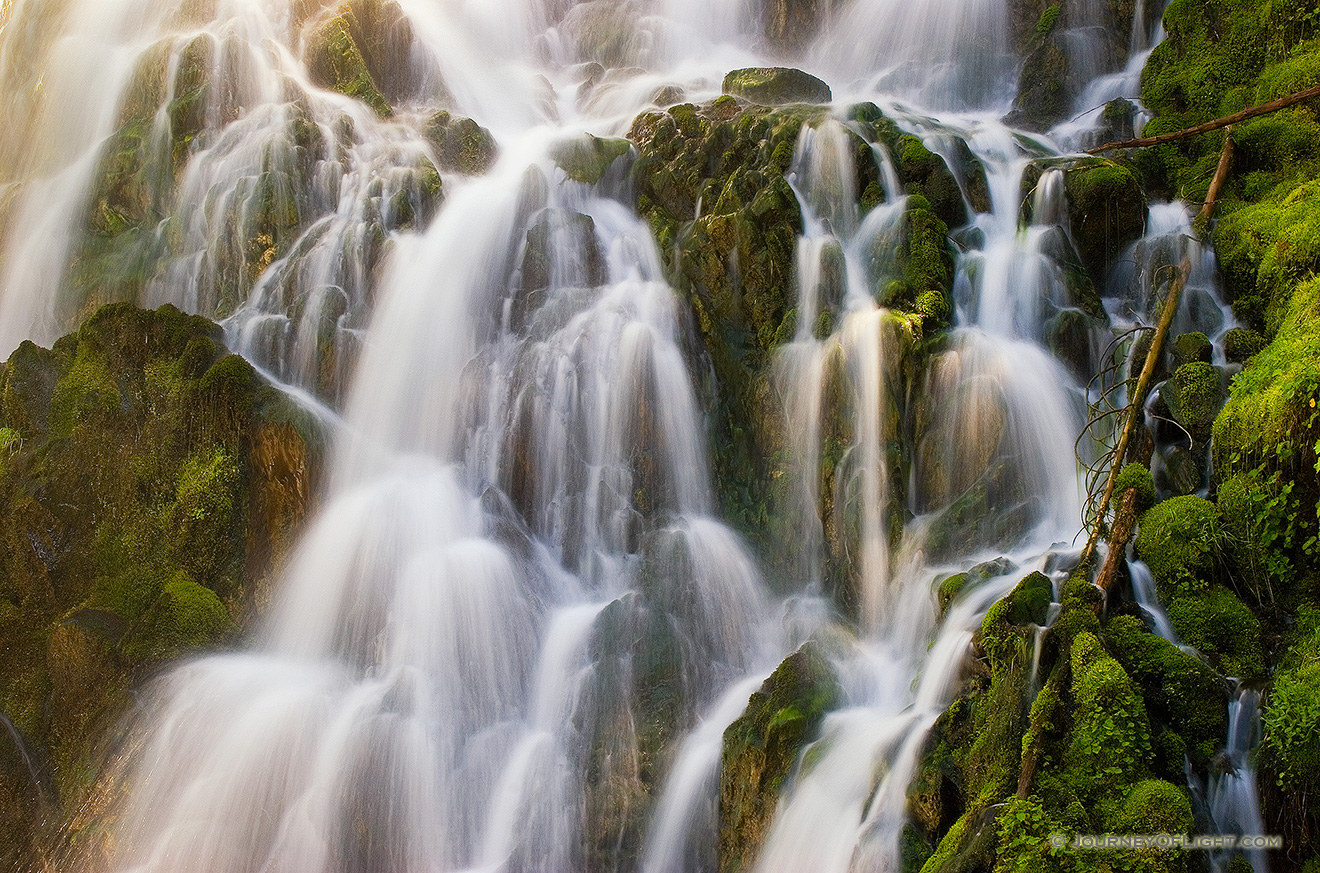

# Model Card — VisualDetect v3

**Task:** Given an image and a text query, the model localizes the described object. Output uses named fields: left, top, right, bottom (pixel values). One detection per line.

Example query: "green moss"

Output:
left=122, top=572, right=237, bottom=662
left=902, top=197, right=955, bottom=331
left=1171, top=331, right=1211, bottom=367
left=47, top=343, right=121, bottom=440
left=305, top=11, right=392, bottom=117
left=1213, top=277, right=1320, bottom=479
left=1166, top=586, right=1264, bottom=678
left=550, top=135, right=632, bottom=184
left=720, top=642, right=841, bottom=873
left=1168, top=361, right=1224, bottom=445
left=1135, top=496, right=1221, bottom=601
left=1108, top=780, right=1194, bottom=871
left=1105, top=615, right=1228, bottom=765
left=0, top=303, right=319, bottom=867
left=1222, top=328, right=1266, bottom=364
left=1064, top=158, right=1146, bottom=286
left=422, top=111, right=498, bottom=175
left=1113, top=463, right=1157, bottom=513
left=721, top=67, right=832, bottom=105
left=1216, top=186, right=1320, bottom=335
left=1035, top=5, right=1061, bottom=35
left=1065, top=632, right=1152, bottom=804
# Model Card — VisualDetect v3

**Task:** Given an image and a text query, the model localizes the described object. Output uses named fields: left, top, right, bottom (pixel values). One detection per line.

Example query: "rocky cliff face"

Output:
left=0, top=304, right=324, bottom=870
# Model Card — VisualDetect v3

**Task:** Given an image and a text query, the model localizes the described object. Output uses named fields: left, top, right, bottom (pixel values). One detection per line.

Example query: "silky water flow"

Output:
left=0, top=0, right=1267, bottom=870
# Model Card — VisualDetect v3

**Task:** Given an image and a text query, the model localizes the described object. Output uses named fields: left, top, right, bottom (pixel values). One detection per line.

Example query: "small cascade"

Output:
left=640, top=674, right=770, bottom=873
left=1207, top=687, right=1269, bottom=873
left=812, top=0, right=1016, bottom=109
left=1127, top=557, right=1182, bottom=643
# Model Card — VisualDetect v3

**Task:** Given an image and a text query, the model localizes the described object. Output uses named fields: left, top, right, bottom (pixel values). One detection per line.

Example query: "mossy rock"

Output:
left=1006, top=37, right=1071, bottom=132
left=1222, top=327, right=1266, bottom=364
left=1064, top=632, right=1153, bottom=804
left=422, top=111, right=498, bottom=175
left=1113, top=463, right=1157, bottom=513
left=1171, top=331, right=1211, bottom=367
left=304, top=8, right=393, bottom=117
left=549, top=134, right=633, bottom=184
left=1135, top=495, right=1220, bottom=601
left=1104, top=614, right=1228, bottom=766
left=0, top=303, right=322, bottom=868
left=722, top=67, right=832, bottom=106
left=1166, top=585, right=1264, bottom=678
left=719, top=642, right=841, bottom=873
left=1164, top=361, right=1225, bottom=446
left=1063, top=158, right=1147, bottom=288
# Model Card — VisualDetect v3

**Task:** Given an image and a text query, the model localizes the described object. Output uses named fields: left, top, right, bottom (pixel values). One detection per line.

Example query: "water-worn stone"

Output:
left=722, top=67, right=833, bottom=105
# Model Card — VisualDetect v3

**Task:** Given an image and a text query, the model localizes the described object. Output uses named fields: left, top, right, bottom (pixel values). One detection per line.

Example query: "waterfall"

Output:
left=0, top=0, right=1275, bottom=870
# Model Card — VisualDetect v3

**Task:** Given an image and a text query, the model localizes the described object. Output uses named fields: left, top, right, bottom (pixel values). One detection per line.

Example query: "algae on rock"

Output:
left=0, top=303, right=323, bottom=870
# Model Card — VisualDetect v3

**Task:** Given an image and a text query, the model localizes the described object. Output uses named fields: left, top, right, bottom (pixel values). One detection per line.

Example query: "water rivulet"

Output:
left=0, top=0, right=1315, bottom=871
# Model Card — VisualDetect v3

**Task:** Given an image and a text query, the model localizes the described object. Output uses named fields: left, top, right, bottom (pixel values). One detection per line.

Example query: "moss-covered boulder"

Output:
left=304, top=7, right=394, bottom=117
left=549, top=134, right=633, bottom=184
left=1105, top=614, right=1229, bottom=766
left=1063, top=158, right=1147, bottom=288
left=0, top=303, right=322, bottom=869
left=1135, top=495, right=1220, bottom=601
left=722, top=67, right=832, bottom=106
left=719, top=642, right=841, bottom=873
left=1166, top=585, right=1264, bottom=679
left=422, top=110, right=499, bottom=175
left=1163, top=361, right=1225, bottom=447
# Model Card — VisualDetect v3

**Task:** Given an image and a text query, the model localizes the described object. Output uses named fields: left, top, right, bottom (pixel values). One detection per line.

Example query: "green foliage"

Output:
left=1262, top=660, right=1320, bottom=789
left=1135, top=496, right=1221, bottom=601
left=994, top=795, right=1063, bottom=872
left=1065, top=633, right=1152, bottom=802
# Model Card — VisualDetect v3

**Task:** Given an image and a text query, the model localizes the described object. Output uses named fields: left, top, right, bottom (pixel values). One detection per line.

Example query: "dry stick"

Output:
left=1078, top=256, right=1191, bottom=570
left=1198, top=128, right=1235, bottom=226
left=1086, top=83, right=1320, bottom=153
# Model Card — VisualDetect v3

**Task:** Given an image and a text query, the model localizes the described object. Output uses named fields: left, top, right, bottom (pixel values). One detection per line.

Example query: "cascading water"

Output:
left=0, top=0, right=1275, bottom=870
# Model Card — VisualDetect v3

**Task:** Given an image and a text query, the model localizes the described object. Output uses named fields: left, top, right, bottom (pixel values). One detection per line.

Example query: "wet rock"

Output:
left=1222, top=327, right=1266, bottom=364
left=549, top=134, right=633, bottom=184
left=1063, top=157, right=1147, bottom=288
left=719, top=642, right=841, bottom=873
left=722, top=67, right=832, bottom=106
left=422, top=111, right=499, bottom=175
left=559, top=0, right=649, bottom=69
left=0, top=303, right=324, bottom=868
left=304, top=7, right=394, bottom=117
left=1005, top=37, right=1071, bottom=132
left=761, top=0, right=839, bottom=53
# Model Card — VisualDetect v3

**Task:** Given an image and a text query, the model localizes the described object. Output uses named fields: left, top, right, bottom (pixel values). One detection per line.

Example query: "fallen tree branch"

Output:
left=1197, top=128, right=1235, bottom=226
left=1094, top=486, right=1139, bottom=593
left=1086, top=83, right=1320, bottom=153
